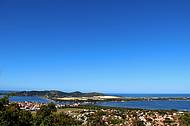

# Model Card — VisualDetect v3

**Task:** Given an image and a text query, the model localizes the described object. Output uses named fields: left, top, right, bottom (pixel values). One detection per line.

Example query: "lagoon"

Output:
left=95, top=100, right=190, bottom=111
left=3, top=95, right=190, bottom=111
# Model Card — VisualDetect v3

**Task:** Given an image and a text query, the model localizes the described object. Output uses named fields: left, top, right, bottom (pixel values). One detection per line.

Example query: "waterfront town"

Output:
left=1, top=91, right=190, bottom=125
left=66, top=108, right=182, bottom=126
left=16, top=101, right=81, bottom=111
left=5, top=100, right=188, bottom=126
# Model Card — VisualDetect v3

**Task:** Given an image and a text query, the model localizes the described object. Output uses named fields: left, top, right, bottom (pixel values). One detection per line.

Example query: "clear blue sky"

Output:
left=0, top=0, right=190, bottom=93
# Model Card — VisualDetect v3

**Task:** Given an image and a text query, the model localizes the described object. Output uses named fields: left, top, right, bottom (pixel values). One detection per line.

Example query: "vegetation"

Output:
left=0, top=97, right=82, bottom=126
left=136, top=120, right=145, bottom=126
left=0, top=90, right=104, bottom=98
left=180, top=113, right=190, bottom=126
left=1, top=96, right=190, bottom=126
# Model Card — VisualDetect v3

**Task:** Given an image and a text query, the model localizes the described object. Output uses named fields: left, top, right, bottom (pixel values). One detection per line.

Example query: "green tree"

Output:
left=47, top=102, right=57, bottom=112
left=19, top=110, right=33, bottom=126
left=136, top=120, right=145, bottom=126
left=0, top=96, right=9, bottom=106
left=0, top=102, right=5, bottom=111
left=87, top=110, right=107, bottom=126
left=180, top=113, right=190, bottom=126
left=164, top=117, right=174, bottom=125
left=37, top=105, right=51, bottom=118
left=0, top=96, right=9, bottom=111
left=39, top=114, right=55, bottom=126
left=54, top=112, right=82, bottom=126
left=0, top=103, right=20, bottom=126
left=34, top=105, right=51, bottom=126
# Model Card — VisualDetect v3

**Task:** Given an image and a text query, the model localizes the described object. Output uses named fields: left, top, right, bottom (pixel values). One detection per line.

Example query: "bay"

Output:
left=107, top=93, right=190, bottom=98
left=2, top=94, right=190, bottom=111
left=9, top=96, right=52, bottom=103
left=95, top=100, right=190, bottom=111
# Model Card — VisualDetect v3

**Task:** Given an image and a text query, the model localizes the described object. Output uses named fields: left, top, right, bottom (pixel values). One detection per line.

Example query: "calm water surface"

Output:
left=95, top=100, right=190, bottom=111
left=8, top=96, right=75, bottom=105
left=2, top=95, right=190, bottom=111
left=9, top=96, right=52, bottom=103
left=108, top=94, right=190, bottom=98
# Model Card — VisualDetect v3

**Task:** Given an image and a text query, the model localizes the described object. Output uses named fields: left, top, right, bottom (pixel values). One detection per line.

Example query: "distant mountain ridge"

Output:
left=0, top=90, right=18, bottom=94
left=0, top=90, right=104, bottom=98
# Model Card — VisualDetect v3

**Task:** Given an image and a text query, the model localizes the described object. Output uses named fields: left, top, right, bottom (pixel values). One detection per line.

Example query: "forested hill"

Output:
left=1, top=90, right=104, bottom=98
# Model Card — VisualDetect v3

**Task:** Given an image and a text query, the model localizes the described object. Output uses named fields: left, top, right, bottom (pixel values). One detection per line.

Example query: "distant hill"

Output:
left=0, top=90, right=18, bottom=94
left=0, top=90, right=104, bottom=98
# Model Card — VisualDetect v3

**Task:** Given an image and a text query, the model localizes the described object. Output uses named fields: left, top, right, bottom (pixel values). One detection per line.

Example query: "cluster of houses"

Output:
left=17, top=102, right=45, bottom=111
left=64, top=108, right=182, bottom=126
left=15, top=101, right=82, bottom=111
left=127, top=110, right=181, bottom=126
left=12, top=101, right=183, bottom=125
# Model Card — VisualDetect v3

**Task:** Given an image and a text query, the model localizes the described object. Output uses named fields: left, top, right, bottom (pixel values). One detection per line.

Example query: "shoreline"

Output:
left=53, top=95, right=190, bottom=102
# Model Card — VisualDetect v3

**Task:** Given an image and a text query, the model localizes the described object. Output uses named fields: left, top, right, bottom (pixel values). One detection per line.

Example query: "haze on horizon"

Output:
left=0, top=0, right=190, bottom=93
